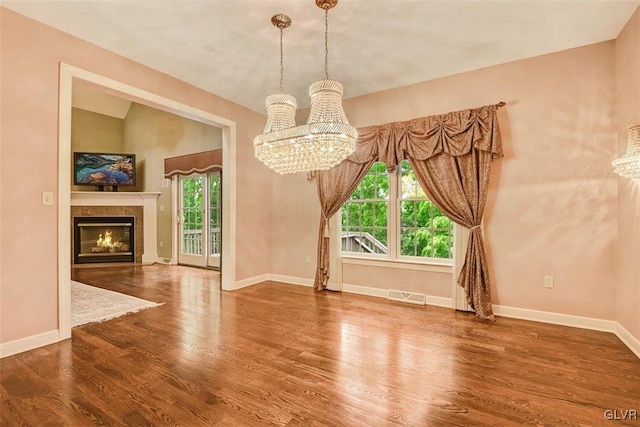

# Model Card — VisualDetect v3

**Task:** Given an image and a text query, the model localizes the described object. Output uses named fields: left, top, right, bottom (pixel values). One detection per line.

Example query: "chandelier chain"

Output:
left=280, top=27, right=284, bottom=93
left=324, top=8, right=329, bottom=80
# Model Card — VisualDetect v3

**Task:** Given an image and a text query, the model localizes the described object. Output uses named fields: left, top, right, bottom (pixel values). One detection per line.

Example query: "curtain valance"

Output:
left=164, top=149, right=222, bottom=178
left=345, top=102, right=505, bottom=170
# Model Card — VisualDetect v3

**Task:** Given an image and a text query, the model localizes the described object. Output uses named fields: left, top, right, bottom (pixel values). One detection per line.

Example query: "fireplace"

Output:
left=73, top=216, right=135, bottom=264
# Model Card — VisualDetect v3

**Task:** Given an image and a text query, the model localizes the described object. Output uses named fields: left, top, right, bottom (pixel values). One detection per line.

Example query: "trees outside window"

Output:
left=181, top=176, right=204, bottom=255
left=341, top=160, right=453, bottom=261
left=341, top=162, right=389, bottom=255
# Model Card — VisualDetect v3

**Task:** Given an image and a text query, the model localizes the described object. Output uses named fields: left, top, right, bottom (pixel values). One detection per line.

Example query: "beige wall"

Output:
left=71, top=108, right=125, bottom=153
left=123, top=103, right=222, bottom=258
left=272, top=42, right=619, bottom=320
left=615, top=7, right=640, bottom=339
left=70, top=108, right=125, bottom=191
left=343, top=264, right=452, bottom=297
left=0, top=8, right=270, bottom=344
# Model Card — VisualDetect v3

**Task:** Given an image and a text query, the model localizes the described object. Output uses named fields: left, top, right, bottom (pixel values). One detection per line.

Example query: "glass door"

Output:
left=179, top=175, right=206, bottom=267
left=178, top=173, right=222, bottom=269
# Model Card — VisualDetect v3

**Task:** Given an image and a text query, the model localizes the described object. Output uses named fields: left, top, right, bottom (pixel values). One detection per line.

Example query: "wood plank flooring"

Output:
left=1, top=264, right=638, bottom=426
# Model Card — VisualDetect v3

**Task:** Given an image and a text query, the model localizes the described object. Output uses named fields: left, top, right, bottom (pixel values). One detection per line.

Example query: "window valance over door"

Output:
left=164, top=149, right=222, bottom=178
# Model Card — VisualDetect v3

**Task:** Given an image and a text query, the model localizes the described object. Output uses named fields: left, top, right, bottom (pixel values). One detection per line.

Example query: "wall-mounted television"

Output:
left=74, top=152, right=136, bottom=190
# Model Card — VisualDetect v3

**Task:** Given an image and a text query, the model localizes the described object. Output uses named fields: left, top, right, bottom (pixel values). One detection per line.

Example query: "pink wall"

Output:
left=0, top=8, right=270, bottom=344
left=616, top=7, right=640, bottom=339
left=272, top=42, right=620, bottom=320
left=269, top=172, right=320, bottom=280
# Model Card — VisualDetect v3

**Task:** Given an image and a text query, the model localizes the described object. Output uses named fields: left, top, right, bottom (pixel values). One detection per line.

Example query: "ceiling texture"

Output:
left=3, top=0, right=639, bottom=114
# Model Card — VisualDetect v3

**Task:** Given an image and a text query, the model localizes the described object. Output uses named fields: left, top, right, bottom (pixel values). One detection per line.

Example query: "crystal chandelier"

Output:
left=613, top=124, right=640, bottom=179
left=254, top=0, right=358, bottom=175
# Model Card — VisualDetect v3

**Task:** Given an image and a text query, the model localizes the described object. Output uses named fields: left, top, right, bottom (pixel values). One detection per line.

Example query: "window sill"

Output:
left=341, top=255, right=453, bottom=274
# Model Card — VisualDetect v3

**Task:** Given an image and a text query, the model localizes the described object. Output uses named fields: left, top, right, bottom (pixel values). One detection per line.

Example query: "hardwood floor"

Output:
left=1, top=265, right=638, bottom=426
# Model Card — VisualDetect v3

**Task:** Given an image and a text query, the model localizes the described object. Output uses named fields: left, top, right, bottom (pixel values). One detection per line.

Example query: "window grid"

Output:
left=341, top=160, right=453, bottom=261
left=342, top=163, right=389, bottom=255
left=398, top=160, right=453, bottom=259
left=182, top=177, right=203, bottom=255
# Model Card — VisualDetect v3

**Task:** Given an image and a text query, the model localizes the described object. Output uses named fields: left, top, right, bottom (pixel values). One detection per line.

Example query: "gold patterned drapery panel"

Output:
left=313, top=102, right=505, bottom=320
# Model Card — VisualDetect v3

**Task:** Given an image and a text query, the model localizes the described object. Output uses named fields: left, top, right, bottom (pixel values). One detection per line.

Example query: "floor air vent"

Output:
left=387, top=290, right=426, bottom=305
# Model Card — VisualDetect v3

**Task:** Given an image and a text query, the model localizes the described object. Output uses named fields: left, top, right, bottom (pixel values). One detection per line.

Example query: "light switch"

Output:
left=42, top=192, right=54, bottom=206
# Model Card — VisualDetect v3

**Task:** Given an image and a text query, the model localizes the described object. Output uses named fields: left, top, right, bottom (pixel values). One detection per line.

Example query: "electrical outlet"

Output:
left=159, top=241, right=164, bottom=248
left=544, top=275, right=554, bottom=289
left=305, top=254, right=310, bottom=263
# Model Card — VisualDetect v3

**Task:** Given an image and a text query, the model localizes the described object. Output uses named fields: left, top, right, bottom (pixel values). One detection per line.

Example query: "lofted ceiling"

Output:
left=3, top=0, right=639, bottom=114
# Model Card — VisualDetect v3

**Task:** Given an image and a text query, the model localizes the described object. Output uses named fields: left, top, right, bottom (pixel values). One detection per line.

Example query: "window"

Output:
left=341, top=160, right=453, bottom=262
left=341, top=163, right=389, bottom=255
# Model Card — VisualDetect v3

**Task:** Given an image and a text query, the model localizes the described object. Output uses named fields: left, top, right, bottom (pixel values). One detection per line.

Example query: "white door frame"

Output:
left=172, top=172, right=222, bottom=269
left=207, top=170, right=222, bottom=269
left=58, top=63, right=237, bottom=340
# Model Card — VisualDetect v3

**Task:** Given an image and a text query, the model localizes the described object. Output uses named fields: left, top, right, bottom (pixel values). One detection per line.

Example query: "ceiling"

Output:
left=3, top=0, right=639, bottom=114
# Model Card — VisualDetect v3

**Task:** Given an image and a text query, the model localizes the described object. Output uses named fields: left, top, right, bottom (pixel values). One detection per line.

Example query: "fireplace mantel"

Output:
left=71, top=191, right=161, bottom=203
left=71, top=191, right=160, bottom=264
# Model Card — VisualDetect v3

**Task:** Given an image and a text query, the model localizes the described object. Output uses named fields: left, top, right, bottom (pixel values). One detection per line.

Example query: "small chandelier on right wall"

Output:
left=613, top=124, right=640, bottom=180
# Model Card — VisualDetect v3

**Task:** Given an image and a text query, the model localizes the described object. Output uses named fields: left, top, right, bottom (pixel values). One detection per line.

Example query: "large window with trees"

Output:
left=341, top=160, right=453, bottom=262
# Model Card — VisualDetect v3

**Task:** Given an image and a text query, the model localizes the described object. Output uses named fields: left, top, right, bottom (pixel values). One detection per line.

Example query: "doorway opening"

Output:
left=178, top=171, right=222, bottom=269
left=58, top=64, right=237, bottom=340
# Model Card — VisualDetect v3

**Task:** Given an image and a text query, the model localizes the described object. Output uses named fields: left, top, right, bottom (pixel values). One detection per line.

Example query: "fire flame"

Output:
left=90, top=229, right=128, bottom=254
left=96, top=230, right=114, bottom=248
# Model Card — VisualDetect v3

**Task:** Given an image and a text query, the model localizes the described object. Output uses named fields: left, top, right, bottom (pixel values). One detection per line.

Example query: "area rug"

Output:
left=72, top=281, right=163, bottom=327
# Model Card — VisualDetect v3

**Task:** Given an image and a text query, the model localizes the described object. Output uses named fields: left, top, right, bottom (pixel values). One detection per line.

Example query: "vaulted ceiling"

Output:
left=3, top=0, right=639, bottom=113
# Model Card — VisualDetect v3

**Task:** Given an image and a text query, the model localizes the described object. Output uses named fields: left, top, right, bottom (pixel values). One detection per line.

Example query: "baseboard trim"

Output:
left=232, top=274, right=271, bottom=290
left=142, top=254, right=159, bottom=264
left=492, top=304, right=617, bottom=333
left=342, top=283, right=388, bottom=298
left=425, top=295, right=454, bottom=308
left=1, top=330, right=61, bottom=359
left=615, top=322, right=640, bottom=359
left=268, top=274, right=314, bottom=287
left=232, top=274, right=314, bottom=290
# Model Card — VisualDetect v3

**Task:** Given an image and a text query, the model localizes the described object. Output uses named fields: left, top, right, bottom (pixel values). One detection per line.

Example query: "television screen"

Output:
left=74, top=152, right=136, bottom=187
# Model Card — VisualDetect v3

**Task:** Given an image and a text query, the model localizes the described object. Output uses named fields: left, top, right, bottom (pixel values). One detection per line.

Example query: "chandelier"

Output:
left=253, top=0, right=358, bottom=175
left=613, top=124, right=640, bottom=180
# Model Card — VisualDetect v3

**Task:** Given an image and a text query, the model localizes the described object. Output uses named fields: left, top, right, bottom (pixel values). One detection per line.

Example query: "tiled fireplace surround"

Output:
left=70, top=192, right=160, bottom=265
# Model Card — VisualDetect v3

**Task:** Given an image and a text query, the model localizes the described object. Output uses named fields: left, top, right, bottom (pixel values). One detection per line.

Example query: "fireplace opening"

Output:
left=73, top=216, right=135, bottom=264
